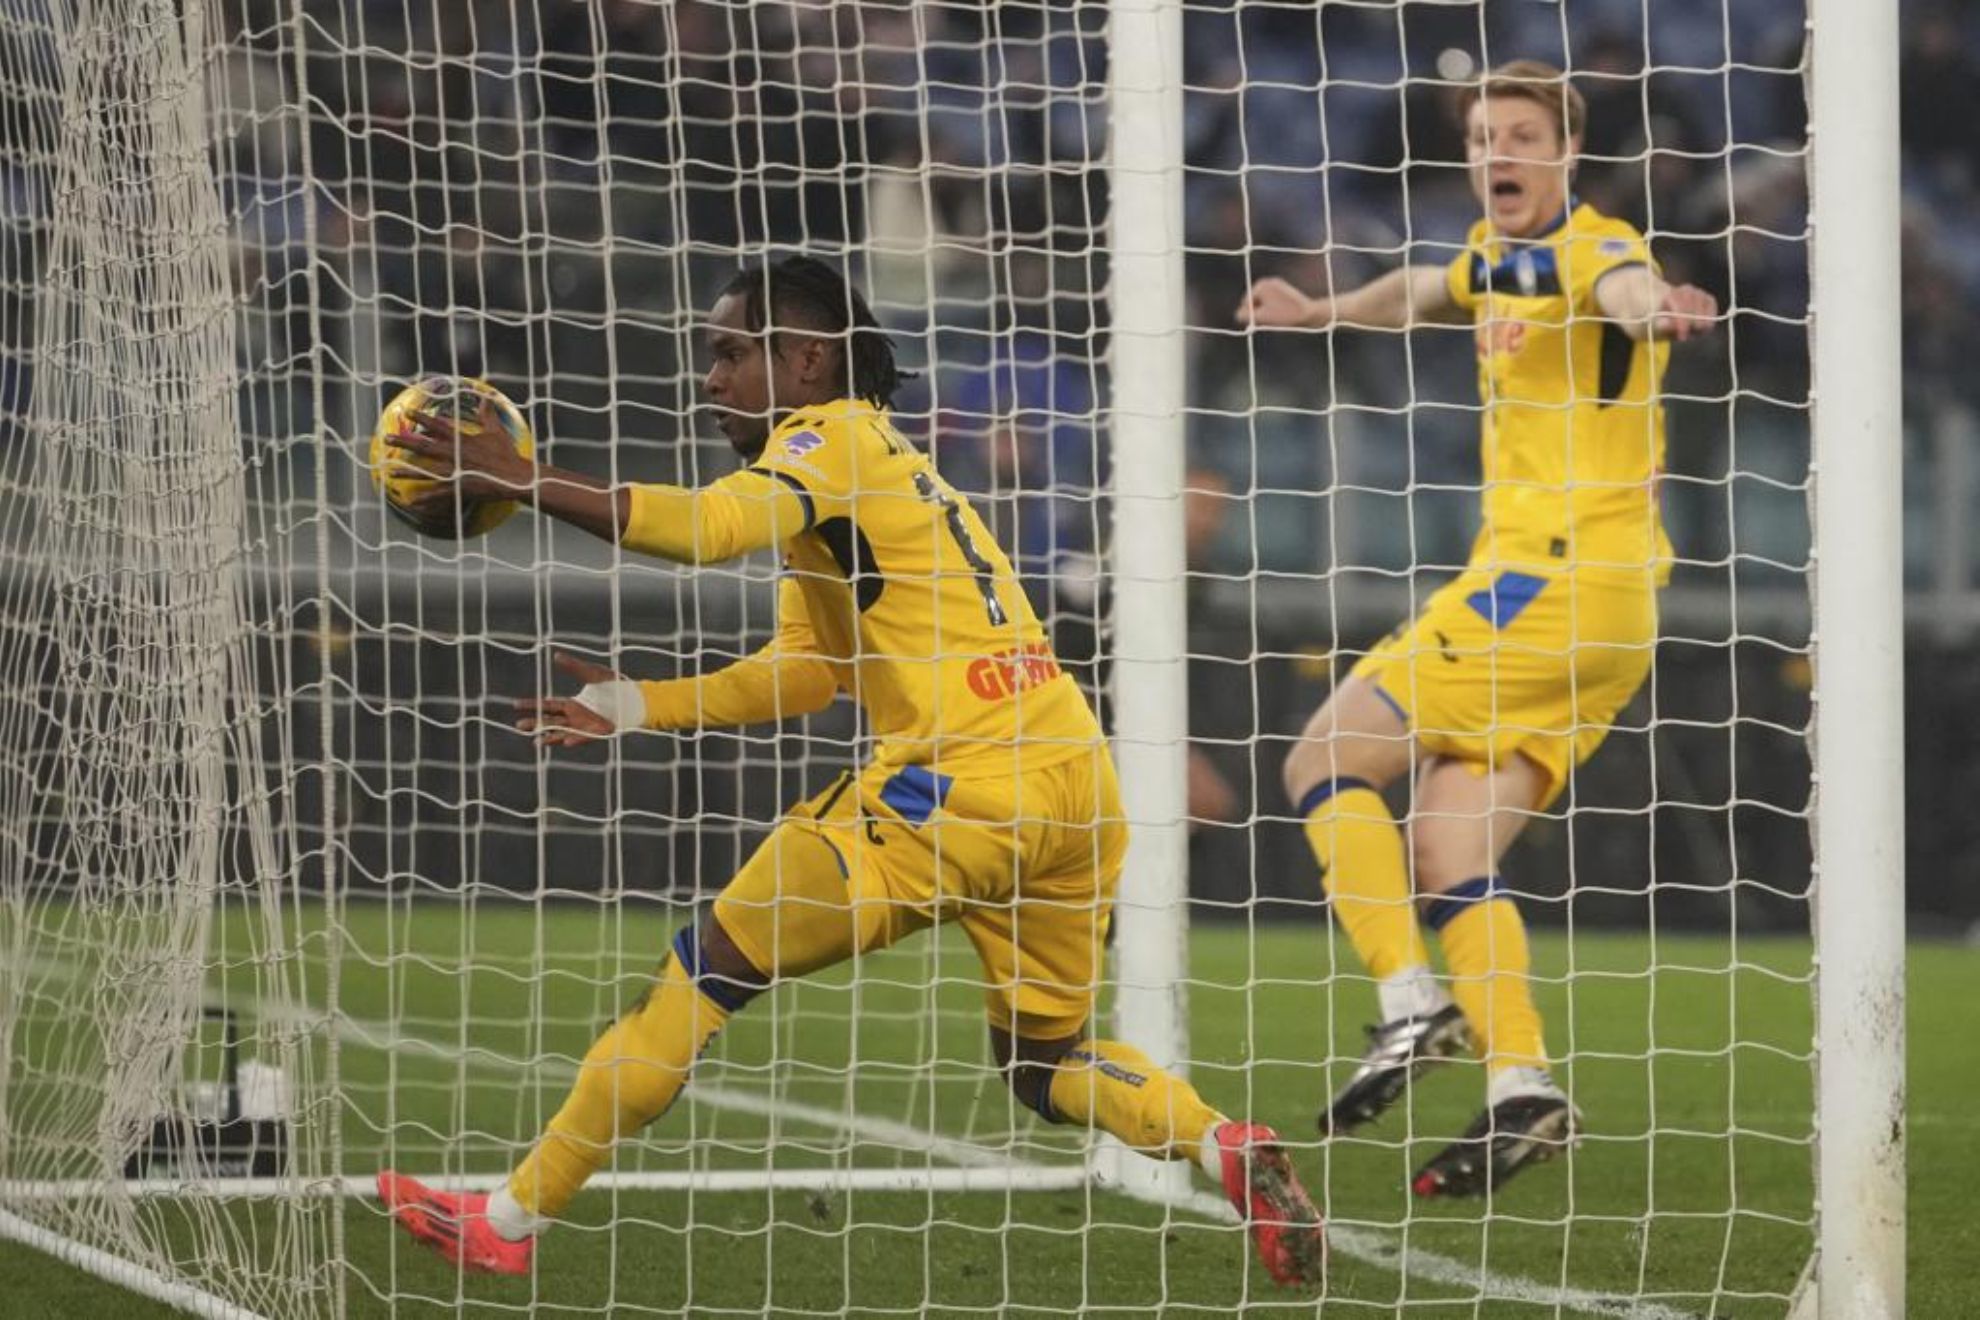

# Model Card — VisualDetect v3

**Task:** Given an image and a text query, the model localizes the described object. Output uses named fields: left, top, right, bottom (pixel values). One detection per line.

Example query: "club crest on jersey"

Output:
left=1598, top=238, right=1632, bottom=257
left=780, top=430, right=826, bottom=458
left=1514, top=249, right=1540, bottom=297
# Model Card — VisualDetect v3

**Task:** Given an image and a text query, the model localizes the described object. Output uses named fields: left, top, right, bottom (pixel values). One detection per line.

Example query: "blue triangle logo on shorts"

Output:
left=1465, top=572, right=1548, bottom=629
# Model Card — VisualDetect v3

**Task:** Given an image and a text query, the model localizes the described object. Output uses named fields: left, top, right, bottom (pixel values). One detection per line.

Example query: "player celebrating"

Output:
left=375, top=257, right=1325, bottom=1286
left=1236, top=62, right=1717, bottom=1196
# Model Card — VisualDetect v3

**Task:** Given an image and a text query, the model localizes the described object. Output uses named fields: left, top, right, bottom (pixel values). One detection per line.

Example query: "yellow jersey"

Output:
left=1445, top=203, right=1673, bottom=582
left=745, top=399, right=1101, bottom=775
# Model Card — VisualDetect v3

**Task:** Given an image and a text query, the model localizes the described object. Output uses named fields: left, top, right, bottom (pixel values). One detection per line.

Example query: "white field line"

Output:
left=331, top=1004, right=1706, bottom=1319
left=0, top=1204, right=271, bottom=1320
left=5, top=1166, right=1090, bottom=1202
left=1114, top=1180, right=1705, bottom=1320
left=0, top=955, right=274, bottom=1320
left=8, top=953, right=1713, bottom=1318
left=327, top=1009, right=1059, bottom=1174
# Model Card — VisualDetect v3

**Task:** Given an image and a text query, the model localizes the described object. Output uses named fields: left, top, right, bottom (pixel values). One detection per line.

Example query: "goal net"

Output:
left=0, top=0, right=1870, bottom=1315
left=0, top=0, right=330, bottom=1313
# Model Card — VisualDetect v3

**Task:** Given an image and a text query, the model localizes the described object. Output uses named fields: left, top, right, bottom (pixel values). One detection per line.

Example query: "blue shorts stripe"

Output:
left=821, top=837, right=848, bottom=878
left=880, top=764, right=953, bottom=826
left=1464, top=571, right=1548, bottom=629
left=1424, top=874, right=1511, bottom=932
left=1294, top=776, right=1375, bottom=819
left=1369, top=683, right=1409, bottom=726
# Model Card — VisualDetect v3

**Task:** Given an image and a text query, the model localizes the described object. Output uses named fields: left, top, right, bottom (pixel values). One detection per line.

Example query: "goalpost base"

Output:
left=1088, top=1135, right=1195, bottom=1201
left=1785, top=1257, right=1819, bottom=1320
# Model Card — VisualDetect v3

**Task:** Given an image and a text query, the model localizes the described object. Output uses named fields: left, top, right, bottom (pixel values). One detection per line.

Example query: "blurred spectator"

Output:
left=934, top=330, right=1102, bottom=589
left=1183, top=469, right=1241, bottom=827
left=1902, top=9, right=1980, bottom=190
left=22, top=0, right=1977, bottom=594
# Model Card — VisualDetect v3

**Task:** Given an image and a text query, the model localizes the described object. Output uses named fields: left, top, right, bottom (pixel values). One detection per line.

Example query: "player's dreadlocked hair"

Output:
left=722, top=257, right=908, bottom=409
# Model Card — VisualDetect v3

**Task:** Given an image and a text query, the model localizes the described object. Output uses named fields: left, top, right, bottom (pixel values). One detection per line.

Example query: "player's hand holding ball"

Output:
left=369, top=376, right=537, bottom=539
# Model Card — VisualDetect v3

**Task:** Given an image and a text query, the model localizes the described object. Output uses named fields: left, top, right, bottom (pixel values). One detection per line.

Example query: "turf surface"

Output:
left=3, top=901, right=1973, bottom=1316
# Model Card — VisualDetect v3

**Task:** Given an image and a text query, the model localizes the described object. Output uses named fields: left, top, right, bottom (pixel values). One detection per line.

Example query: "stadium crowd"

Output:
left=4, top=0, right=1971, bottom=921
left=5, top=0, right=1972, bottom=585
left=0, top=1, right=1969, bottom=580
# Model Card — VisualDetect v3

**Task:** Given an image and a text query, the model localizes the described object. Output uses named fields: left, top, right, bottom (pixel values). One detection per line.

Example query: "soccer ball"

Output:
left=368, top=376, right=535, bottom=539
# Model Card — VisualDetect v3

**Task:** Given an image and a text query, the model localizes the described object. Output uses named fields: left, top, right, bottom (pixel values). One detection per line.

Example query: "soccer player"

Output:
left=375, top=257, right=1326, bottom=1286
left=1236, top=61, right=1717, bottom=1196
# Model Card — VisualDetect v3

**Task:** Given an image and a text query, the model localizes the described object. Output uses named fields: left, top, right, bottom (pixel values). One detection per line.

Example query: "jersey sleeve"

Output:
left=620, top=467, right=811, bottom=563
left=638, top=576, right=840, bottom=729
left=1570, top=221, right=1658, bottom=312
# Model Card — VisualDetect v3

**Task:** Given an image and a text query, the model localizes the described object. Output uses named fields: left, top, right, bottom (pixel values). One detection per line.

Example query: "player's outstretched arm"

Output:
left=1235, top=265, right=1459, bottom=332
left=515, top=582, right=839, bottom=746
left=515, top=645, right=838, bottom=745
left=514, top=652, right=626, bottom=746
left=1593, top=266, right=1719, bottom=343
left=388, top=399, right=809, bottom=562
left=617, top=470, right=812, bottom=565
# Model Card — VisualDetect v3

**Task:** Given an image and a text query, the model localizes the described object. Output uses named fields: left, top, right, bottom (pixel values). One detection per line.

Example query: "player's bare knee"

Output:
left=1284, top=736, right=1405, bottom=810
left=1410, top=819, right=1484, bottom=897
left=1284, top=688, right=1412, bottom=808
left=1280, top=736, right=1336, bottom=807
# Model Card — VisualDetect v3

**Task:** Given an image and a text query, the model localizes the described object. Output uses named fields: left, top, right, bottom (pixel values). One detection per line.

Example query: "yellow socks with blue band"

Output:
left=1297, top=777, right=1435, bottom=999
left=507, top=925, right=758, bottom=1221
left=1042, top=1038, right=1224, bottom=1170
left=1425, top=875, right=1547, bottom=1073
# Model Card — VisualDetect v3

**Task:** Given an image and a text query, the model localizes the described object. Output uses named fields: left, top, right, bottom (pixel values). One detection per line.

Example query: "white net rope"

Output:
left=304, top=0, right=1110, bottom=1206
left=0, top=0, right=326, bottom=1314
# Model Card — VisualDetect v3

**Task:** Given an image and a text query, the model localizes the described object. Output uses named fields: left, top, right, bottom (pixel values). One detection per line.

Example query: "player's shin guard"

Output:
left=1426, top=876, right=1547, bottom=1073
left=507, top=927, right=747, bottom=1220
left=1298, top=778, right=1431, bottom=983
left=1043, top=1038, right=1223, bottom=1167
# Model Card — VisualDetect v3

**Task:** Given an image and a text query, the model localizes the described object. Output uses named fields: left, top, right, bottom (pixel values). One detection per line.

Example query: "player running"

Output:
left=1236, top=61, right=1717, bottom=1196
left=376, top=256, right=1325, bottom=1286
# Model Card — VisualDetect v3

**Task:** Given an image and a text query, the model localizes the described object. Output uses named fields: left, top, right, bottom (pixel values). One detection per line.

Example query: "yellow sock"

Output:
left=1299, top=778, right=1430, bottom=982
left=508, top=931, right=738, bottom=1219
left=1427, top=877, right=1547, bottom=1072
left=1044, top=1039, right=1224, bottom=1166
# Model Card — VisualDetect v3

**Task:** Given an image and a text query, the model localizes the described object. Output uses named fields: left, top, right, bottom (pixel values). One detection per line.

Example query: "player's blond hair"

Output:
left=1457, top=59, right=1587, bottom=147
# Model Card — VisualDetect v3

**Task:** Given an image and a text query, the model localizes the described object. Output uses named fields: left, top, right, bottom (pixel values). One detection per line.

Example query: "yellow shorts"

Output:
left=1349, top=565, right=1656, bottom=808
left=711, top=746, right=1127, bottom=1041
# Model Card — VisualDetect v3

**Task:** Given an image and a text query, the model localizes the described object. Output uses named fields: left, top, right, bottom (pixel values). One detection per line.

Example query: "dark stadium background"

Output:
left=5, top=0, right=1970, bottom=932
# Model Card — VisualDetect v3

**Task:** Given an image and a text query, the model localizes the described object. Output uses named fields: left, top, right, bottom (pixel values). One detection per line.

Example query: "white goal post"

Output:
left=1100, top=0, right=1193, bottom=1203
left=1808, top=0, right=1905, bottom=1316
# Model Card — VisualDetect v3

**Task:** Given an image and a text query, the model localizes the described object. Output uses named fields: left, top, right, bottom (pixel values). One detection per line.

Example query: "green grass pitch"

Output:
left=3, top=901, right=1974, bottom=1316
